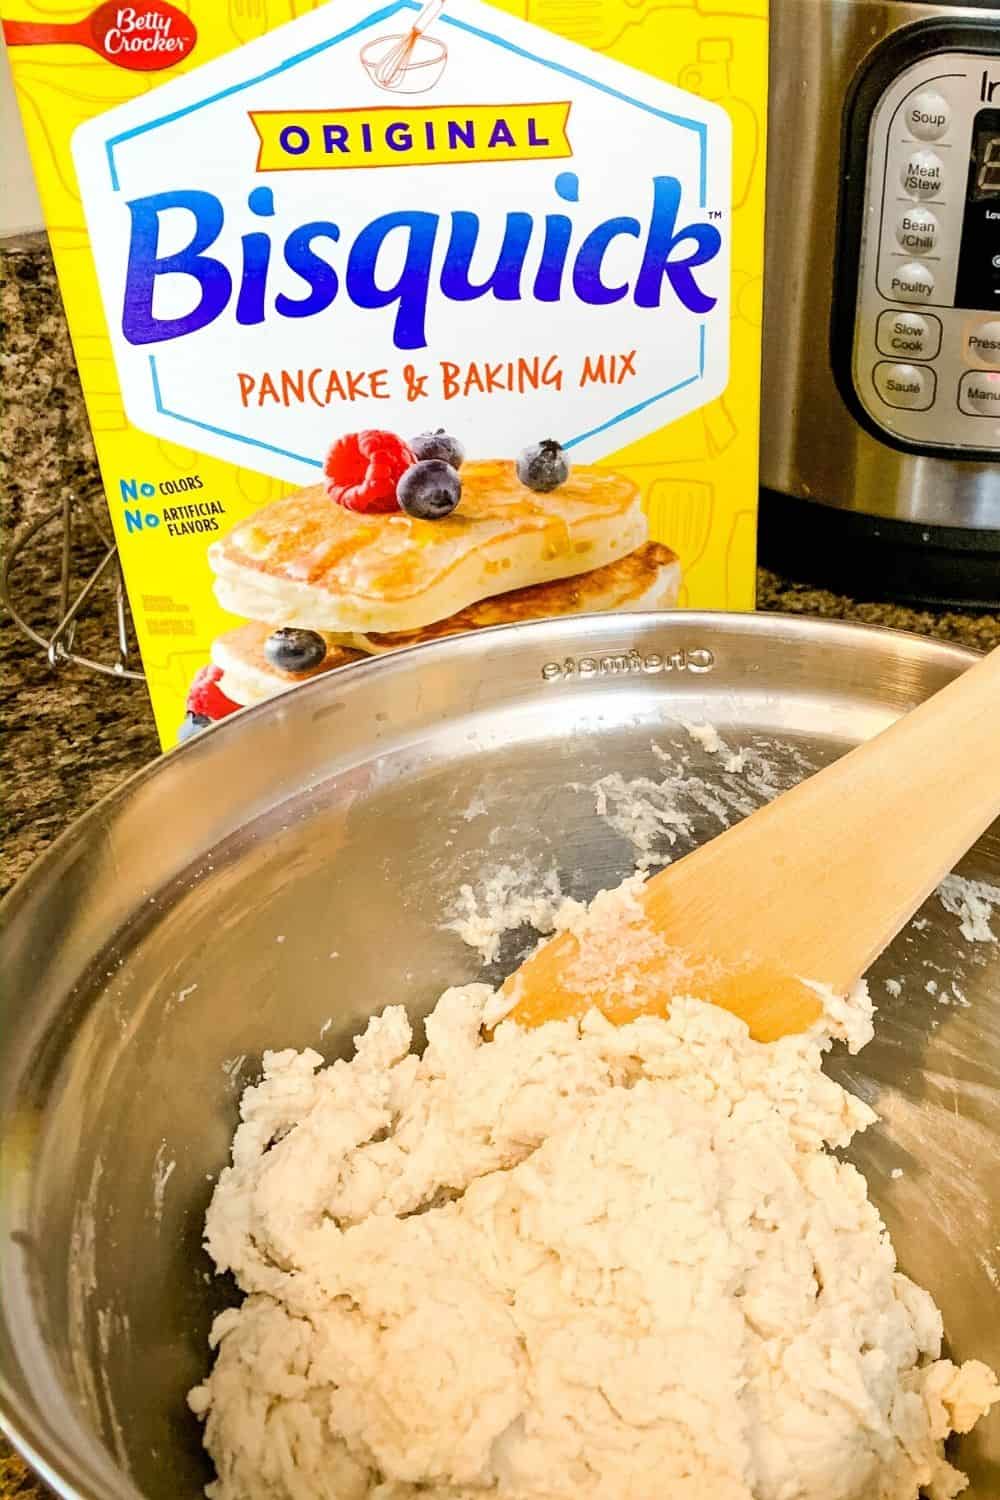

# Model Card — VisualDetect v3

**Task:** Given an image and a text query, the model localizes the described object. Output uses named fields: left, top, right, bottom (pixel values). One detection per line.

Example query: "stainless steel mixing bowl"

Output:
left=1, top=612, right=998, bottom=1500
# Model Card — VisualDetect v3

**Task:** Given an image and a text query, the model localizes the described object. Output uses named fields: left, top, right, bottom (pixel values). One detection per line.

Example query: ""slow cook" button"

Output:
left=887, top=261, right=935, bottom=303
left=895, top=206, right=938, bottom=254
left=876, top=309, right=942, bottom=360
left=900, top=149, right=945, bottom=198
left=904, top=91, right=951, bottom=141
left=958, top=370, right=1000, bottom=415
left=873, top=361, right=936, bottom=410
left=964, top=320, right=1000, bottom=366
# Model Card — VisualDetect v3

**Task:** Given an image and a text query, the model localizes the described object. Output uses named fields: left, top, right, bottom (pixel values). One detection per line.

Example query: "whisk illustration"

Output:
left=361, top=0, right=448, bottom=94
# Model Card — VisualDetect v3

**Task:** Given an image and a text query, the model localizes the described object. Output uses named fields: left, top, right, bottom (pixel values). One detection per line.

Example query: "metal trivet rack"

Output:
left=2, top=481, right=146, bottom=681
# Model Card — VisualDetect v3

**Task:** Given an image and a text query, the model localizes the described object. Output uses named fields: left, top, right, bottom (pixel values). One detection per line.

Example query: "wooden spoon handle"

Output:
left=733, top=641, right=1000, bottom=995
left=503, top=645, right=1000, bottom=1041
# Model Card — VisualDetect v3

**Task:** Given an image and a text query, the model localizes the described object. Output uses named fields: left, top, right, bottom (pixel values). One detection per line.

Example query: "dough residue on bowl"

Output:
left=189, top=952, right=998, bottom=1500
left=444, top=861, right=574, bottom=964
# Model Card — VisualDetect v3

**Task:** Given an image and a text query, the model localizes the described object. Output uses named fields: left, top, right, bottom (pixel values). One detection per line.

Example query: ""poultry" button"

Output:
left=887, top=262, right=935, bottom=304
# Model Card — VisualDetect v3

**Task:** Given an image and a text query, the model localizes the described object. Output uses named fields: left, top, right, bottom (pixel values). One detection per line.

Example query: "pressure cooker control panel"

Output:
left=851, top=50, right=1000, bottom=455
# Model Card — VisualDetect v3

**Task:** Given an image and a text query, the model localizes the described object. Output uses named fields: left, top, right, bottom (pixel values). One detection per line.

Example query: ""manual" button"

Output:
left=873, top=362, right=936, bottom=410
left=958, top=370, right=1000, bottom=416
left=876, top=309, right=942, bottom=360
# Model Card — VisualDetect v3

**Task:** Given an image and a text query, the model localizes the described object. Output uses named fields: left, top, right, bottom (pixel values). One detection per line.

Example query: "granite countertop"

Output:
left=2, top=240, right=999, bottom=1498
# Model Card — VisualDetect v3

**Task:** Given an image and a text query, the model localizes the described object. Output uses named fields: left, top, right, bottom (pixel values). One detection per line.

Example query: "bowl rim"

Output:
left=0, top=610, right=981, bottom=926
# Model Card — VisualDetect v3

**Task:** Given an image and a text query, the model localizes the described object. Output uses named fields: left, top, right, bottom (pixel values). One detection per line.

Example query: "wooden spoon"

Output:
left=501, top=645, right=1000, bottom=1043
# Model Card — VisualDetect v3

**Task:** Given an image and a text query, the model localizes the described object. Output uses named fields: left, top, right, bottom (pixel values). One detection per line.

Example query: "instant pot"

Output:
left=760, top=0, right=1000, bottom=607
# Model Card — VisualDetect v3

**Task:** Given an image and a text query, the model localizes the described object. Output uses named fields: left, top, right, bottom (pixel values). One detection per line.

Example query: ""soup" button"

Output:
left=904, top=91, right=950, bottom=142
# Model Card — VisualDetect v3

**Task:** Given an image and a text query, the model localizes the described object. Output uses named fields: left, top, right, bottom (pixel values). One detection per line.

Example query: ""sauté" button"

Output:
left=872, top=361, right=935, bottom=410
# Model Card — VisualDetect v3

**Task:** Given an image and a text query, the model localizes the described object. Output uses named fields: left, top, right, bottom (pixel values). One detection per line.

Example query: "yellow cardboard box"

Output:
left=2, top=0, right=766, bottom=748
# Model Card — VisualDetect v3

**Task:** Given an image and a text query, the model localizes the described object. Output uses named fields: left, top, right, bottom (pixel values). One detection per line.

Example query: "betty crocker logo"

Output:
left=3, top=4, right=196, bottom=72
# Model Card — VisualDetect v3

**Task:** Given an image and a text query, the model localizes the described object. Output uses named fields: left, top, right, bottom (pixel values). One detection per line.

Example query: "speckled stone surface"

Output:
left=2, top=238, right=999, bottom=1500
left=2, top=239, right=161, bottom=907
left=756, top=569, right=1000, bottom=654
left=1, top=238, right=100, bottom=534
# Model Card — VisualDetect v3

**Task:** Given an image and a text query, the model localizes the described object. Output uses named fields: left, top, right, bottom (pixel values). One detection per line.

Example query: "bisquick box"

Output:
left=2, top=0, right=767, bottom=749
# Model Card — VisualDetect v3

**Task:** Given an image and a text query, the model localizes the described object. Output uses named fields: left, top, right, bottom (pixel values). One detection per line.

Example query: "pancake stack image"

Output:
left=179, top=430, right=681, bottom=741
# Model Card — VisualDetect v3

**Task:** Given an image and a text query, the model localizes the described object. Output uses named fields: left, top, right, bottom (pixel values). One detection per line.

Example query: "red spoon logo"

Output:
left=4, top=3, right=197, bottom=72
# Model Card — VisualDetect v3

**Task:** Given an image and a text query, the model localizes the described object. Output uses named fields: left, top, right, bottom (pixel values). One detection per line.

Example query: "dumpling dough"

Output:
left=189, top=989, right=998, bottom=1500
